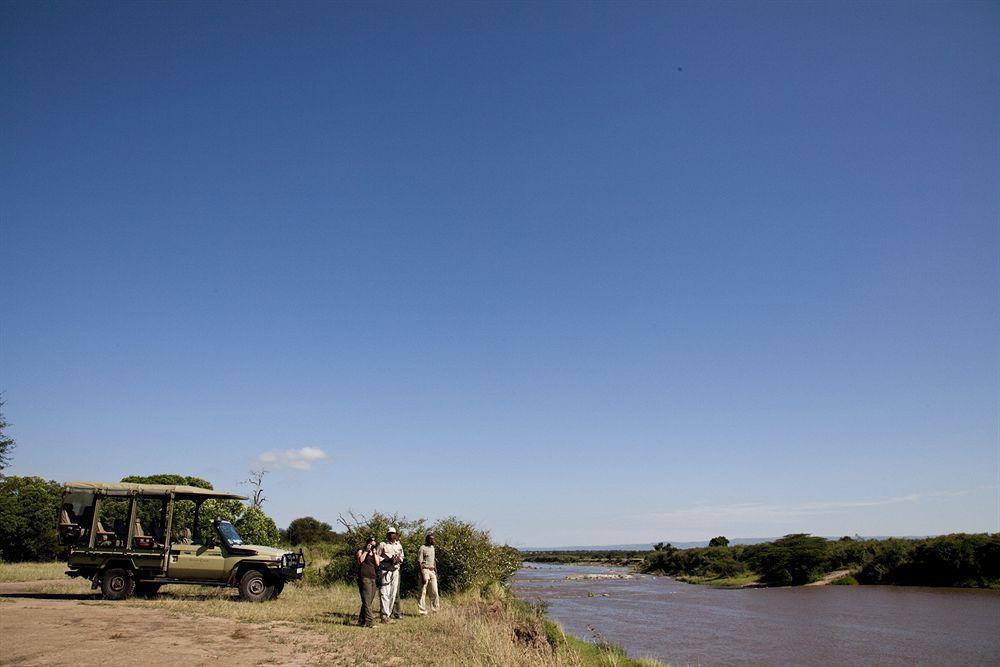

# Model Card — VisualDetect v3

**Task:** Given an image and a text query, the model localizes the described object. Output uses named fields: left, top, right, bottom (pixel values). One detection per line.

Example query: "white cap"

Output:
left=387, top=526, right=398, bottom=534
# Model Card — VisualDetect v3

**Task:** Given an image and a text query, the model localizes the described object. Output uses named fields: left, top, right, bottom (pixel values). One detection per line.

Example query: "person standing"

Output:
left=356, top=535, right=381, bottom=627
left=377, top=527, right=404, bottom=622
left=417, top=533, right=440, bottom=615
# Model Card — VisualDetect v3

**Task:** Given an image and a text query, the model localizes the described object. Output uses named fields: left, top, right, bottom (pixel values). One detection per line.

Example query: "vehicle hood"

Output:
left=239, top=545, right=293, bottom=559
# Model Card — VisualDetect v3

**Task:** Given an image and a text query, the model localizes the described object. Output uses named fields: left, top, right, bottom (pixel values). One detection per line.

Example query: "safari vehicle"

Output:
left=56, top=481, right=304, bottom=601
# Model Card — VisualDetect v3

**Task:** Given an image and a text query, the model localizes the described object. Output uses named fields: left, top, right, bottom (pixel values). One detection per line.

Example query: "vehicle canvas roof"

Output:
left=62, top=481, right=247, bottom=500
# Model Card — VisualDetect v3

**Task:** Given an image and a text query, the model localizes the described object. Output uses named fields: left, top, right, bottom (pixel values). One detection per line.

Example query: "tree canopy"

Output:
left=285, top=516, right=337, bottom=545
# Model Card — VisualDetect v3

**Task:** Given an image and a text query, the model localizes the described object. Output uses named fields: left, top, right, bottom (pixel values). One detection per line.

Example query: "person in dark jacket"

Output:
left=356, top=535, right=382, bottom=627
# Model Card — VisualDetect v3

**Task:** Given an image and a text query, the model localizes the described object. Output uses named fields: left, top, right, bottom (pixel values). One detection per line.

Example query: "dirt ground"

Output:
left=0, top=581, right=345, bottom=666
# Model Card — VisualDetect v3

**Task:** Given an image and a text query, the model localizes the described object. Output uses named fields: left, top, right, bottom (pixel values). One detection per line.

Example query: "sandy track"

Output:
left=802, top=569, right=853, bottom=587
left=0, top=582, right=340, bottom=666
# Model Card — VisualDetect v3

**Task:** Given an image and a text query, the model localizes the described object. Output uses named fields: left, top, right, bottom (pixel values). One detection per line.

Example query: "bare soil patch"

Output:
left=0, top=581, right=339, bottom=666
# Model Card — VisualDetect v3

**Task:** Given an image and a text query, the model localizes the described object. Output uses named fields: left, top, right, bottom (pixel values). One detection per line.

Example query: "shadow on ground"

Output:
left=0, top=591, right=100, bottom=601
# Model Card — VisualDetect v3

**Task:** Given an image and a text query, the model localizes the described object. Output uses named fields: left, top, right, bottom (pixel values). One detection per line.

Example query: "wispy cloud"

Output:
left=256, top=446, right=329, bottom=471
left=646, top=490, right=970, bottom=524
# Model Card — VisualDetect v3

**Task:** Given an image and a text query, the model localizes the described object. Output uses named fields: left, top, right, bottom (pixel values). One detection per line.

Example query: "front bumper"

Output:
left=276, top=551, right=306, bottom=581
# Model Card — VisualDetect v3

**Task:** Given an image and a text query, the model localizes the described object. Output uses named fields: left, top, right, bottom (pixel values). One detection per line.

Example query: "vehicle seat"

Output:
left=95, top=520, right=115, bottom=546
left=133, top=519, right=161, bottom=549
left=58, top=509, right=81, bottom=543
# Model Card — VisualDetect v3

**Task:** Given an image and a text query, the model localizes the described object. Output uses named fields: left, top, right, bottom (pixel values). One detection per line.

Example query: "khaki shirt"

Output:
left=377, top=540, right=404, bottom=571
left=418, top=545, right=436, bottom=570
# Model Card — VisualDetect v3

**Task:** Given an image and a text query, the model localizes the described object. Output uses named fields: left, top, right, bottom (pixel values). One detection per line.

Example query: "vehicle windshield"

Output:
left=216, top=522, right=244, bottom=546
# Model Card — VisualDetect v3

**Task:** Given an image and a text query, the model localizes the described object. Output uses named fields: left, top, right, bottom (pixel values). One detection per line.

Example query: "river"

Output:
left=512, top=563, right=1000, bottom=666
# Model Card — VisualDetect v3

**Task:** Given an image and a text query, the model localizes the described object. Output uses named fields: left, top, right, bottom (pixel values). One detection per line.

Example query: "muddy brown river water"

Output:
left=512, top=563, right=1000, bottom=666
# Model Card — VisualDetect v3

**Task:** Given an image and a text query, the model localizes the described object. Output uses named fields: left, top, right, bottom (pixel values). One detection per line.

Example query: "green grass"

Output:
left=563, top=634, right=664, bottom=667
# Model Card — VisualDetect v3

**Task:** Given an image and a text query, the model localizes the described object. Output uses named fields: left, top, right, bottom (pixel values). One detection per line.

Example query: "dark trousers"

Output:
left=358, top=576, right=377, bottom=626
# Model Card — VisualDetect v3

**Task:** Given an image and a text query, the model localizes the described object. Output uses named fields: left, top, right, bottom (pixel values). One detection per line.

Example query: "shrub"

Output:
left=317, top=511, right=521, bottom=595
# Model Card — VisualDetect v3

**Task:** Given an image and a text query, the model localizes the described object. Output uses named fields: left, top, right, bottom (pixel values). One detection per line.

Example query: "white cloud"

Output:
left=256, top=446, right=329, bottom=471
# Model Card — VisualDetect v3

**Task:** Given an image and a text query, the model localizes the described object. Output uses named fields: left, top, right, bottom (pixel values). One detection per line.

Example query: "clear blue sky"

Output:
left=2, top=2, right=997, bottom=547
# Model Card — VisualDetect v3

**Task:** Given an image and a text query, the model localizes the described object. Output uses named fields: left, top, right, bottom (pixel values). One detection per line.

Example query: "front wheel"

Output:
left=238, top=569, right=274, bottom=602
left=101, top=568, right=135, bottom=600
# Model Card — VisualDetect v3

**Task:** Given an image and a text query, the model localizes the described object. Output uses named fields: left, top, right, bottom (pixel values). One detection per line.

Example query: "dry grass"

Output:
left=0, top=563, right=662, bottom=666
left=0, top=560, right=67, bottom=582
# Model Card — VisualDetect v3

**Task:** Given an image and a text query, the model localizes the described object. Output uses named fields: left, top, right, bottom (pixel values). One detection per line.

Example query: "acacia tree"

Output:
left=286, top=516, right=336, bottom=544
left=0, top=398, right=15, bottom=474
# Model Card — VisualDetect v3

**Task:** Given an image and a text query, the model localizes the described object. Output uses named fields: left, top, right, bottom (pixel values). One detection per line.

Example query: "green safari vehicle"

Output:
left=56, top=481, right=304, bottom=601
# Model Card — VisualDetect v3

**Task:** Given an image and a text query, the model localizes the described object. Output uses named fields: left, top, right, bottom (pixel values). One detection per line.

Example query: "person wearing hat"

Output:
left=377, top=527, right=405, bottom=622
left=417, top=533, right=439, bottom=615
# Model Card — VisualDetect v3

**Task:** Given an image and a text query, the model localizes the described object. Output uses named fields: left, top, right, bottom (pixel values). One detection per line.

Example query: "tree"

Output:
left=120, top=474, right=213, bottom=489
left=236, top=507, right=281, bottom=547
left=747, top=533, right=830, bottom=585
left=0, top=476, right=61, bottom=561
left=286, top=516, right=336, bottom=545
left=240, top=469, right=268, bottom=509
left=709, top=536, right=730, bottom=548
left=0, top=398, right=15, bottom=473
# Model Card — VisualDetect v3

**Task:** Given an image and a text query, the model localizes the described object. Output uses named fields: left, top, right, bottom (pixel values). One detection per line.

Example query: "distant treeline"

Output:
left=642, top=533, right=1000, bottom=588
left=522, top=550, right=645, bottom=564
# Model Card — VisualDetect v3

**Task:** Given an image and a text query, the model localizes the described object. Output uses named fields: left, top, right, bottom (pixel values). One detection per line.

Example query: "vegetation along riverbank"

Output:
left=525, top=533, right=1000, bottom=589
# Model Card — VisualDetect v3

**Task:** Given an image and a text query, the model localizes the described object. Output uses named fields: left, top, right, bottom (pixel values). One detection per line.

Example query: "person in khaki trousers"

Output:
left=417, top=533, right=440, bottom=614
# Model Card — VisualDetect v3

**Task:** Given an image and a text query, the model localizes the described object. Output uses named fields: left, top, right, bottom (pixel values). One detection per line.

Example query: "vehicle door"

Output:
left=167, top=541, right=226, bottom=580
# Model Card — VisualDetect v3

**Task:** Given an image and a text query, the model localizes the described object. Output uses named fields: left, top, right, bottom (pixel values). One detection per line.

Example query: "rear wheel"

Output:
left=134, top=582, right=161, bottom=598
left=101, top=568, right=135, bottom=600
left=238, top=569, right=274, bottom=602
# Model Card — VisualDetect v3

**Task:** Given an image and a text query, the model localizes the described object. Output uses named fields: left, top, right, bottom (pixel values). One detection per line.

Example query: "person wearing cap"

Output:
left=377, top=527, right=405, bottom=622
left=417, top=533, right=439, bottom=615
left=356, top=535, right=382, bottom=627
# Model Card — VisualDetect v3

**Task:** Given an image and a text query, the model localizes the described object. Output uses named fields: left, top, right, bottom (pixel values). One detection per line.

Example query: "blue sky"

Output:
left=2, top=2, right=997, bottom=547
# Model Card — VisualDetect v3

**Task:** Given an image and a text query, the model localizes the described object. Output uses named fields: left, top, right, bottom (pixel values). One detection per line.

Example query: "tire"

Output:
left=101, top=568, right=135, bottom=600
left=238, top=569, right=275, bottom=602
left=271, top=581, right=285, bottom=599
left=134, top=582, right=161, bottom=598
